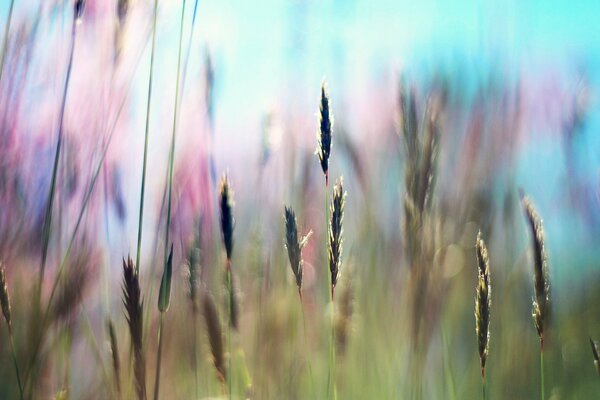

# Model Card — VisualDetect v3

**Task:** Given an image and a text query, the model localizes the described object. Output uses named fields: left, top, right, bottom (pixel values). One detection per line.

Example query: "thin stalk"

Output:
left=482, top=375, right=486, bottom=400
left=21, top=29, right=152, bottom=387
left=153, top=313, right=165, bottom=400
left=8, top=330, right=23, bottom=400
left=540, top=347, right=545, bottom=400
left=298, top=291, right=315, bottom=398
left=192, top=310, right=199, bottom=398
left=0, top=0, right=15, bottom=84
left=164, top=0, right=187, bottom=268
left=135, top=0, right=160, bottom=273
left=226, top=259, right=233, bottom=400
left=38, top=18, right=78, bottom=298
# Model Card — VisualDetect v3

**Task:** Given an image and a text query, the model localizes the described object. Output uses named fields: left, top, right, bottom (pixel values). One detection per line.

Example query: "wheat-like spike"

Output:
left=284, top=206, right=312, bottom=293
left=0, top=264, right=12, bottom=333
left=219, top=174, right=235, bottom=261
left=520, top=193, right=550, bottom=346
left=316, top=82, right=333, bottom=183
left=107, top=318, right=121, bottom=396
left=122, top=256, right=146, bottom=400
left=202, top=289, right=226, bottom=383
left=475, top=231, right=491, bottom=377
left=329, top=177, right=346, bottom=296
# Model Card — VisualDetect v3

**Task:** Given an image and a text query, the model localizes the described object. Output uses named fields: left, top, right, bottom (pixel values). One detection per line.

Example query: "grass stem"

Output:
left=135, top=0, right=160, bottom=273
left=153, top=312, right=165, bottom=400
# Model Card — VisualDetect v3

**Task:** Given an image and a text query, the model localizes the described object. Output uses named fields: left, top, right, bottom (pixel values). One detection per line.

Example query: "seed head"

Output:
left=202, top=289, right=226, bottom=383
left=521, top=193, right=550, bottom=346
left=219, top=174, right=234, bottom=261
left=284, top=207, right=312, bottom=292
left=316, top=82, right=333, bottom=182
left=474, top=231, right=491, bottom=376
left=122, top=256, right=146, bottom=400
left=158, top=244, right=174, bottom=313
left=329, top=177, right=346, bottom=296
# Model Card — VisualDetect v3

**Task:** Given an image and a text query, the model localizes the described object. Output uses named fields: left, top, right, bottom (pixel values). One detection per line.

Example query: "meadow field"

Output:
left=0, top=0, right=600, bottom=399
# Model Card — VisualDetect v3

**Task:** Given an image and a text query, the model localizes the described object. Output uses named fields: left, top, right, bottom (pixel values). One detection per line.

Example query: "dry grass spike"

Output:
left=329, top=177, right=346, bottom=297
left=284, top=206, right=312, bottom=297
left=122, top=256, right=146, bottom=400
left=316, top=81, right=333, bottom=184
left=475, top=231, right=491, bottom=378
left=520, top=192, right=550, bottom=347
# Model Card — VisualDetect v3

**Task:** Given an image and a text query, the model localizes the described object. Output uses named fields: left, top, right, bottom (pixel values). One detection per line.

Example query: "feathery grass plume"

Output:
left=329, top=178, right=346, bottom=298
left=202, top=289, right=226, bottom=383
left=1, top=264, right=24, bottom=399
left=475, top=231, right=491, bottom=379
left=591, top=338, right=600, bottom=376
left=107, top=319, right=121, bottom=396
left=316, top=81, right=332, bottom=184
left=284, top=206, right=312, bottom=295
left=219, top=174, right=235, bottom=262
left=52, top=249, right=93, bottom=323
left=122, top=257, right=146, bottom=400
left=520, top=193, right=550, bottom=346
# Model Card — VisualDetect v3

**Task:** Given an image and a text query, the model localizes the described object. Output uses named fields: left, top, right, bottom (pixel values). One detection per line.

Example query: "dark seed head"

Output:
left=284, top=206, right=312, bottom=291
left=219, top=174, right=235, bottom=261
left=316, top=82, right=333, bottom=181
left=475, top=231, right=491, bottom=375
left=329, top=178, right=346, bottom=295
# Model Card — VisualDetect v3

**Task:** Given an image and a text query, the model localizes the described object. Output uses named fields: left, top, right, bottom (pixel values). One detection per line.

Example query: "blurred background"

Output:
left=1, top=0, right=600, bottom=398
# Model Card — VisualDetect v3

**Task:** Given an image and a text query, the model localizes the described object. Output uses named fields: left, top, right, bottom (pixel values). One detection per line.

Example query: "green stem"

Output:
left=299, top=290, right=315, bottom=398
left=540, top=347, right=545, bottom=400
left=8, top=328, right=23, bottom=400
left=482, top=374, right=486, bottom=400
left=38, top=18, right=78, bottom=299
left=21, top=28, right=152, bottom=390
left=226, top=260, right=233, bottom=400
left=153, top=313, right=165, bottom=400
left=0, top=0, right=15, bottom=85
left=192, top=309, right=199, bottom=398
left=135, top=0, right=160, bottom=273
left=164, top=0, right=187, bottom=268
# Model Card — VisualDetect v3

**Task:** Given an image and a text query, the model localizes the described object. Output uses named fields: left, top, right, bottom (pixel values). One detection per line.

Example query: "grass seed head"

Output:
left=329, top=177, right=346, bottom=295
left=316, top=82, right=332, bottom=182
left=219, top=174, right=234, bottom=261
left=475, top=231, right=491, bottom=376
left=74, top=0, right=86, bottom=23
left=284, top=206, right=312, bottom=291
left=122, top=256, right=146, bottom=400
left=520, top=193, right=550, bottom=346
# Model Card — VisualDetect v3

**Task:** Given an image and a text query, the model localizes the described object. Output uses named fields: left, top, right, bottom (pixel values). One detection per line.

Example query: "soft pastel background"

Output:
left=1, top=0, right=600, bottom=398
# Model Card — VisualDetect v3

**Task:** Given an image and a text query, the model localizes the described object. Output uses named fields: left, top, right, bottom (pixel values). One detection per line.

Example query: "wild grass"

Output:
left=0, top=2, right=600, bottom=400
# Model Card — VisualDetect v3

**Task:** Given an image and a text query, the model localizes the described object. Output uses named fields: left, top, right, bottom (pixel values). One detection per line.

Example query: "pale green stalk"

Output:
left=135, top=0, right=160, bottom=273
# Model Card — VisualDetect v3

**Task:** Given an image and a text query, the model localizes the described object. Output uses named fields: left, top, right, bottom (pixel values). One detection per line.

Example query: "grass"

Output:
left=2, top=2, right=600, bottom=399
